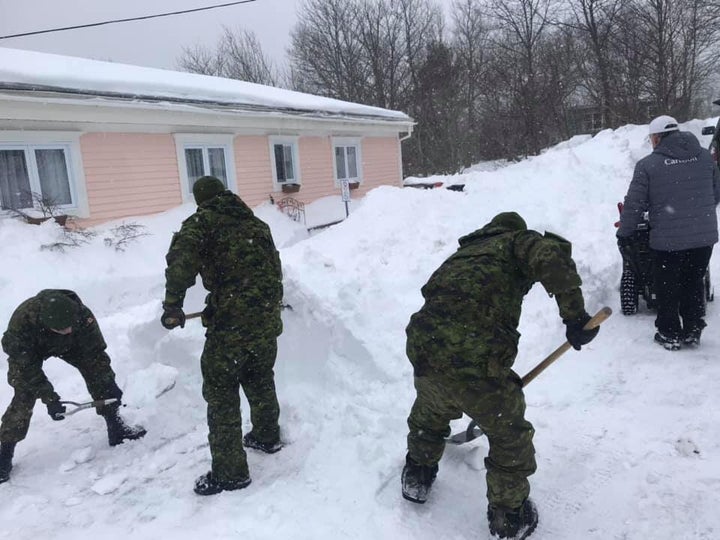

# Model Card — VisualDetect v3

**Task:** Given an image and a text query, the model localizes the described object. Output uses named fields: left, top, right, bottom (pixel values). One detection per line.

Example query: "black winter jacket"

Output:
left=618, top=131, right=720, bottom=251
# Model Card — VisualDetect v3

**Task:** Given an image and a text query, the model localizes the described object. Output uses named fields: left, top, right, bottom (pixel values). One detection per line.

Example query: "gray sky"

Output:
left=0, top=0, right=299, bottom=70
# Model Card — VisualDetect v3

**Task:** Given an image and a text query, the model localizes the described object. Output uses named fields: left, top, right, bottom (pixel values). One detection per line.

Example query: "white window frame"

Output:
left=268, top=136, right=301, bottom=189
left=174, top=134, right=238, bottom=202
left=332, top=137, right=363, bottom=186
left=0, top=132, right=87, bottom=217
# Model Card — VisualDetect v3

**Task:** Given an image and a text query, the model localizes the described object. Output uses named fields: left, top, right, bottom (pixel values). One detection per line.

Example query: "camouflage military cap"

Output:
left=488, top=212, right=527, bottom=231
left=193, top=176, right=226, bottom=205
left=39, top=292, right=79, bottom=329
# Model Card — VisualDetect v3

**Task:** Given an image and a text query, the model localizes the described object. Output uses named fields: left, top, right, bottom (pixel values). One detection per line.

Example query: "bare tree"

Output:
left=177, top=27, right=278, bottom=86
left=563, top=0, right=625, bottom=127
left=290, top=0, right=369, bottom=102
left=452, top=0, right=497, bottom=164
left=490, top=0, right=557, bottom=155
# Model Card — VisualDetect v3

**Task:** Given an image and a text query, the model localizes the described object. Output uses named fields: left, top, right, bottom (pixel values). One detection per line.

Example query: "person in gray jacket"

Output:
left=618, top=115, right=720, bottom=349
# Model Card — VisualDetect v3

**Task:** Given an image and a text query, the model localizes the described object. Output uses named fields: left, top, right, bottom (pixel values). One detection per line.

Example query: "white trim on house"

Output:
left=0, top=93, right=414, bottom=137
left=331, top=137, right=363, bottom=186
left=173, top=134, right=238, bottom=203
left=0, top=130, right=89, bottom=217
left=268, top=136, right=301, bottom=190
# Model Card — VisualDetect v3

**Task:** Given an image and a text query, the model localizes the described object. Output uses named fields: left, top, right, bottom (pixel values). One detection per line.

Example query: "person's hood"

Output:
left=199, top=190, right=254, bottom=219
left=458, top=211, right=527, bottom=246
left=653, top=131, right=702, bottom=160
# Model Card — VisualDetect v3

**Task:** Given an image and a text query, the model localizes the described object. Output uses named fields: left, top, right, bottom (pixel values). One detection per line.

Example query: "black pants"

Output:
left=653, top=246, right=713, bottom=336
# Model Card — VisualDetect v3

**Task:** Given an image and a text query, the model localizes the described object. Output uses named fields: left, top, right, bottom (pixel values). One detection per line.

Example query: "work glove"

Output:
left=616, top=234, right=635, bottom=252
left=161, top=304, right=186, bottom=330
left=47, top=400, right=66, bottom=421
left=564, top=312, right=599, bottom=351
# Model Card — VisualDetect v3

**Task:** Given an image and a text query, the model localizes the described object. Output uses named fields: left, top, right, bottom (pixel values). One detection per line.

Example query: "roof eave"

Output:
left=0, top=82, right=414, bottom=126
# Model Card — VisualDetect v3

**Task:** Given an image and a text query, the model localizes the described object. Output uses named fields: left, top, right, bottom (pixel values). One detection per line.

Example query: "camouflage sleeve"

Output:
left=2, top=331, right=58, bottom=404
left=514, top=231, right=586, bottom=321
left=617, top=162, right=649, bottom=237
left=164, top=215, right=204, bottom=308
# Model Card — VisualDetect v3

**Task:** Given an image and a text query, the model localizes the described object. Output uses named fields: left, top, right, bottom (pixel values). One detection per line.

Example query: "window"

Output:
left=333, top=138, right=362, bottom=184
left=269, top=137, right=300, bottom=186
left=174, top=135, right=236, bottom=202
left=183, top=145, right=229, bottom=192
left=0, top=145, right=74, bottom=211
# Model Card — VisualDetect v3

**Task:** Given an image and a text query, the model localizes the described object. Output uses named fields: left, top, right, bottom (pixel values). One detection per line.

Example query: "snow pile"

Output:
left=0, top=119, right=719, bottom=540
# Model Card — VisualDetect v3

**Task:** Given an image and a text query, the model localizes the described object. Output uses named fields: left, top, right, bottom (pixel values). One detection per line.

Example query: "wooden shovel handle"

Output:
left=521, top=306, right=612, bottom=387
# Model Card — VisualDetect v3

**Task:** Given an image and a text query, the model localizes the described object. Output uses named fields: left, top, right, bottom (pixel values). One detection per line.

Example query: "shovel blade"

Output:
left=446, top=421, right=484, bottom=445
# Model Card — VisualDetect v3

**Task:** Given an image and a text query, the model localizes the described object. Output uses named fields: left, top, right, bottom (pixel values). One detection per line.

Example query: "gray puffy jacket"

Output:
left=618, top=131, right=720, bottom=251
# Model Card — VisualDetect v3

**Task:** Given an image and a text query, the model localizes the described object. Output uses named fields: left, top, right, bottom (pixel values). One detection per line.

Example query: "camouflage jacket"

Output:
left=1, top=290, right=102, bottom=404
left=413, top=214, right=587, bottom=340
left=164, top=191, right=283, bottom=333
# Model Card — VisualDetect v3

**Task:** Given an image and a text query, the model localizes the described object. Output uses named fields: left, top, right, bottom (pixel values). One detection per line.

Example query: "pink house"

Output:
left=0, top=48, right=414, bottom=225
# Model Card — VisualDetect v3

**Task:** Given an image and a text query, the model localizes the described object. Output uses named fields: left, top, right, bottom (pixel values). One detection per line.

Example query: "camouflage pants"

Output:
left=201, top=328, right=280, bottom=483
left=0, top=350, right=122, bottom=443
left=407, top=372, right=536, bottom=509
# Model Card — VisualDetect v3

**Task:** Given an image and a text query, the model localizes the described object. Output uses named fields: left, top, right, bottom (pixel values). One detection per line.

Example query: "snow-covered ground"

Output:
left=1, top=120, right=719, bottom=540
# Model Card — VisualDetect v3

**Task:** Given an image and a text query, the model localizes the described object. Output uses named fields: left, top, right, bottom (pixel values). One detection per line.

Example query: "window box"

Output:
left=24, top=214, right=69, bottom=226
left=348, top=181, right=360, bottom=190
left=282, top=183, right=301, bottom=194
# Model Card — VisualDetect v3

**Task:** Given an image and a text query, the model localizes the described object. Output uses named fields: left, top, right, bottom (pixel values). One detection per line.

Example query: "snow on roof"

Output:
left=0, top=47, right=412, bottom=123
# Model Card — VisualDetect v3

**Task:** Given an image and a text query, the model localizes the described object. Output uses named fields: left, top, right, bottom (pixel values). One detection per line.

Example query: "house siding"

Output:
left=358, top=137, right=402, bottom=196
left=80, top=133, right=181, bottom=224
left=76, top=133, right=403, bottom=224
left=233, top=136, right=274, bottom=207
left=297, top=136, right=336, bottom=201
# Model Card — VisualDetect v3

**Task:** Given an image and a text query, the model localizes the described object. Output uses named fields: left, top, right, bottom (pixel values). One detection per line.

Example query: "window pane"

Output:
left=185, top=148, right=204, bottom=190
left=335, top=146, right=346, bottom=180
left=35, top=149, right=72, bottom=205
left=347, top=146, right=358, bottom=178
left=208, top=147, right=227, bottom=186
left=283, top=145, right=295, bottom=181
left=0, top=150, right=32, bottom=210
left=274, top=144, right=286, bottom=182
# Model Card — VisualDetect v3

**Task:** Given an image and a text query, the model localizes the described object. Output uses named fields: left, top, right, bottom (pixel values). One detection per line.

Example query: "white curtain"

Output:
left=35, top=149, right=71, bottom=205
left=208, top=147, right=228, bottom=186
left=0, top=150, right=33, bottom=210
left=185, top=148, right=204, bottom=190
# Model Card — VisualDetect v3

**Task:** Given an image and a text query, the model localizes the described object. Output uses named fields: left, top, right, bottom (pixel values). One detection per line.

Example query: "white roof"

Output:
left=0, top=47, right=411, bottom=123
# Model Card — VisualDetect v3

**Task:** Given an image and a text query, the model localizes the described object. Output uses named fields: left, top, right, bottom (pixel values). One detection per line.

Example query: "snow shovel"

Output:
left=58, top=398, right=119, bottom=418
left=446, top=306, right=612, bottom=445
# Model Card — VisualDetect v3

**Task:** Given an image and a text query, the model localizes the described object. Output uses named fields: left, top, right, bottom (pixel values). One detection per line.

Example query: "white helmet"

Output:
left=648, top=115, right=679, bottom=135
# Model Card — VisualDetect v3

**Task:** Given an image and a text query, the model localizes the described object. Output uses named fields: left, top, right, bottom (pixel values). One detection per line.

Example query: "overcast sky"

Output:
left=0, top=0, right=302, bottom=70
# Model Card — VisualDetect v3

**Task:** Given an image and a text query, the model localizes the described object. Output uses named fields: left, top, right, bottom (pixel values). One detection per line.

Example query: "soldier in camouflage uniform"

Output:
left=0, top=289, right=146, bottom=484
left=160, top=176, right=284, bottom=496
left=401, top=212, right=598, bottom=539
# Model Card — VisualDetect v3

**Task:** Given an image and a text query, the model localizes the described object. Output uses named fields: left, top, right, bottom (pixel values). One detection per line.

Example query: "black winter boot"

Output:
left=0, top=442, right=15, bottom=484
left=102, top=405, right=146, bottom=446
left=401, top=454, right=438, bottom=504
left=488, top=498, right=539, bottom=539
left=683, top=321, right=706, bottom=347
left=193, top=471, right=251, bottom=496
left=654, top=332, right=681, bottom=351
left=243, top=431, right=283, bottom=454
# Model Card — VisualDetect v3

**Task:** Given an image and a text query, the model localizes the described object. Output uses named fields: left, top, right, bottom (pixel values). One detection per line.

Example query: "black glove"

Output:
left=161, top=304, right=186, bottom=330
left=47, top=400, right=66, bottom=421
left=564, top=312, right=599, bottom=351
left=617, top=235, right=635, bottom=254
